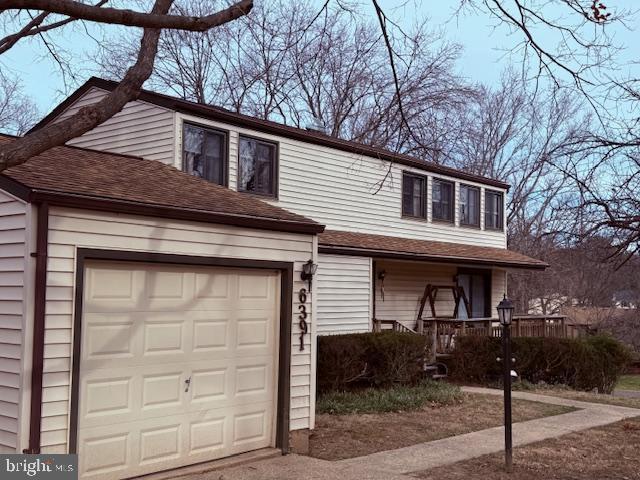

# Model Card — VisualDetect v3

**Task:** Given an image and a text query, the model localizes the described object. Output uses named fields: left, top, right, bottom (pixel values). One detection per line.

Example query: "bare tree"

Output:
left=99, top=0, right=473, bottom=160
left=456, top=1, right=640, bottom=263
left=0, top=0, right=253, bottom=169
left=0, top=73, right=39, bottom=135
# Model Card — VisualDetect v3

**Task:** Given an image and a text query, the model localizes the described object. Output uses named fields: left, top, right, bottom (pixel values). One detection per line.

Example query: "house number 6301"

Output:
left=298, top=288, right=308, bottom=351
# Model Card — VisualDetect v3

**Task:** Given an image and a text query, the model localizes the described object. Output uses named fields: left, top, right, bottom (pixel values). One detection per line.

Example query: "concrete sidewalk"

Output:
left=337, top=387, right=640, bottom=475
left=171, top=387, right=640, bottom=479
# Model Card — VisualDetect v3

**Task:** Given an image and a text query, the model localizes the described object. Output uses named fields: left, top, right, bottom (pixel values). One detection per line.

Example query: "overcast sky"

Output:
left=2, top=0, right=638, bottom=116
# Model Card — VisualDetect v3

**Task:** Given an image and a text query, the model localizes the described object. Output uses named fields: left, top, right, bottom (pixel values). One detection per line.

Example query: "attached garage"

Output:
left=0, top=136, right=323, bottom=479
left=76, top=260, right=282, bottom=479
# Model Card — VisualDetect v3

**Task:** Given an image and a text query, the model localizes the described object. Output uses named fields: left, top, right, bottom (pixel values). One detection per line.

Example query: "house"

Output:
left=0, top=77, right=546, bottom=479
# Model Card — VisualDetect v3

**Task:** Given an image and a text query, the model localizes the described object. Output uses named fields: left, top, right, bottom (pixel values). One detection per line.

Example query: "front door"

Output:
left=457, top=270, right=491, bottom=318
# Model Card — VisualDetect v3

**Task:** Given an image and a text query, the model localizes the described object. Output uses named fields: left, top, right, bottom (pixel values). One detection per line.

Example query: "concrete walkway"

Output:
left=337, top=387, right=640, bottom=475
left=173, top=388, right=640, bottom=480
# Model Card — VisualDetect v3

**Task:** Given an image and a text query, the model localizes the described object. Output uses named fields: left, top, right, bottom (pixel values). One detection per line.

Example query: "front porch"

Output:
left=374, top=315, right=573, bottom=358
left=316, top=229, right=550, bottom=340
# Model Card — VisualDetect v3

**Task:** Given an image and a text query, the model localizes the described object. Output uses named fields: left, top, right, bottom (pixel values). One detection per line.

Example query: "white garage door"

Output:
left=77, top=262, right=281, bottom=480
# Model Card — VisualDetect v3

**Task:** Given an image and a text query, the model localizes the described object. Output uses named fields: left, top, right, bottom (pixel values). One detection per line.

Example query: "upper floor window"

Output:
left=402, top=172, right=426, bottom=218
left=182, top=123, right=227, bottom=185
left=238, top=135, right=278, bottom=197
left=485, top=190, right=504, bottom=230
left=432, top=179, right=454, bottom=222
left=460, top=184, right=480, bottom=227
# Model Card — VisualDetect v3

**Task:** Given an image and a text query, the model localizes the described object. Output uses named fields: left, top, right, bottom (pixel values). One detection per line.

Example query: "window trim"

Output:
left=401, top=171, right=427, bottom=220
left=431, top=178, right=455, bottom=224
left=459, top=184, right=481, bottom=229
left=237, top=134, right=280, bottom=199
left=484, top=189, right=504, bottom=231
left=181, top=121, right=230, bottom=187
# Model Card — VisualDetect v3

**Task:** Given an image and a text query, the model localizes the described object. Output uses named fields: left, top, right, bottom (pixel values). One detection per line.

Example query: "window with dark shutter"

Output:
left=182, top=123, right=227, bottom=185
left=402, top=173, right=426, bottom=218
left=238, top=136, right=278, bottom=197
left=460, top=185, right=480, bottom=227
left=485, top=190, right=504, bottom=229
left=432, top=179, right=454, bottom=222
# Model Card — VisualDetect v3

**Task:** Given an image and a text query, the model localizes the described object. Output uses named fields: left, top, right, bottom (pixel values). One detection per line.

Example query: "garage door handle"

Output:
left=184, top=376, right=191, bottom=393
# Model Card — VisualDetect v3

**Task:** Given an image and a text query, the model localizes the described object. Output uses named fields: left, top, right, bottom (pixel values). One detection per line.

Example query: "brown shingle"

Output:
left=0, top=135, right=323, bottom=233
left=319, top=230, right=547, bottom=269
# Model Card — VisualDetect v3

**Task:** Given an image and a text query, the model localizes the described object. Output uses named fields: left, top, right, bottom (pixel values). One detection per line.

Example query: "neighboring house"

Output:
left=613, top=290, right=638, bottom=309
left=0, top=77, right=546, bottom=479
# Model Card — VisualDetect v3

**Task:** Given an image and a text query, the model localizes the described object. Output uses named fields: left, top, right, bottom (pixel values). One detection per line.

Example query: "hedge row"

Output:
left=317, top=332, right=430, bottom=393
left=448, top=334, right=631, bottom=393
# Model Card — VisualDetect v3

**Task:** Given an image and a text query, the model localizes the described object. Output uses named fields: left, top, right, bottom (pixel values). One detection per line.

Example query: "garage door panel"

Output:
left=79, top=402, right=275, bottom=479
left=84, top=268, right=144, bottom=312
left=81, top=429, right=132, bottom=478
left=82, top=375, right=133, bottom=421
left=78, top=262, right=280, bottom=480
left=143, top=320, right=185, bottom=356
left=194, top=271, right=232, bottom=300
left=82, top=317, right=136, bottom=362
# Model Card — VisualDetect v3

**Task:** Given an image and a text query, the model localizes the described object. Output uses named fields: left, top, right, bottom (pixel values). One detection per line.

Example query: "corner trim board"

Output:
left=25, top=202, right=49, bottom=454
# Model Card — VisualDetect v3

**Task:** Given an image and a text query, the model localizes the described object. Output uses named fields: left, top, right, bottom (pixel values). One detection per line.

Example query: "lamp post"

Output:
left=497, top=295, right=515, bottom=472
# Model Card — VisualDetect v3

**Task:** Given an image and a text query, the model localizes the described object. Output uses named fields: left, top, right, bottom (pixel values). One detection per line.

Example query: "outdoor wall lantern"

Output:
left=497, top=294, right=515, bottom=472
left=301, top=259, right=318, bottom=292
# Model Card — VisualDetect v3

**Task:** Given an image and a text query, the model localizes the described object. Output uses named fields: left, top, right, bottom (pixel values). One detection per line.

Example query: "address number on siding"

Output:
left=298, top=288, right=308, bottom=351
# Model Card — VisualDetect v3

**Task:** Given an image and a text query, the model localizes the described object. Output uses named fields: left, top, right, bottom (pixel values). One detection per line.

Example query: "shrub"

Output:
left=448, top=334, right=631, bottom=394
left=316, top=380, right=462, bottom=414
left=317, top=332, right=430, bottom=393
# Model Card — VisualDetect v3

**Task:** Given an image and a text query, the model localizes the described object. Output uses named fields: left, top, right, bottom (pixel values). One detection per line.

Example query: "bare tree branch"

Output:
left=2, top=0, right=253, bottom=31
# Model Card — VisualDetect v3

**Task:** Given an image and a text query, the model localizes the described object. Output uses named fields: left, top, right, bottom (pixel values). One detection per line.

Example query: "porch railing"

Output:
left=374, top=315, right=573, bottom=359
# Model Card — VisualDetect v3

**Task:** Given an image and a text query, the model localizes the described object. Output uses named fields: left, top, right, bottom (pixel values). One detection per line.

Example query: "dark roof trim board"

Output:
left=319, top=245, right=547, bottom=270
left=31, top=77, right=510, bottom=190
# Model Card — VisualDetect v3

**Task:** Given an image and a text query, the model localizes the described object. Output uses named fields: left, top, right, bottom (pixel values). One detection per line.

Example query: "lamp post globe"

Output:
left=497, top=295, right=514, bottom=326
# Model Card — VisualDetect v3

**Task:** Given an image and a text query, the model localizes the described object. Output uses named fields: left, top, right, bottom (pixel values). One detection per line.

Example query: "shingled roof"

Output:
left=0, top=135, right=323, bottom=234
left=31, top=77, right=510, bottom=190
left=319, top=230, right=548, bottom=270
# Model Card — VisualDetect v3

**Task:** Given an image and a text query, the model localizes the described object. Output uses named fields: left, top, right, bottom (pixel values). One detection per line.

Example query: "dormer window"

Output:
left=432, top=179, right=454, bottom=222
left=485, top=190, right=504, bottom=230
left=402, top=172, right=426, bottom=218
left=182, top=123, right=227, bottom=186
left=460, top=184, right=480, bottom=227
left=238, top=135, right=278, bottom=197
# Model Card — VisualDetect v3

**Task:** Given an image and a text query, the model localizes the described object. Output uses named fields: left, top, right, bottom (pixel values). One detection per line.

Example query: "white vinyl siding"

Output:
left=374, top=260, right=507, bottom=330
left=173, top=113, right=507, bottom=249
left=316, top=254, right=371, bottom=335
left=491, top=269, right=507, bottom=314
left=375, top=261, right=458, bottom=330
left=46, top=88, right=507, bottom=249
left=0, top=191, right=29, bottom=453
left=39, top=207, right=314, bottom=453
left=56, top=87, right=176, bottom=165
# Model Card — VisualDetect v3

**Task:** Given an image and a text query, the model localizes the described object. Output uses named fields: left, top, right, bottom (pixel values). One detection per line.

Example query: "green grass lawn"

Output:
left=617, top=374, right=640, bottom=391
left=316, top=380, right=463, bottom=414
